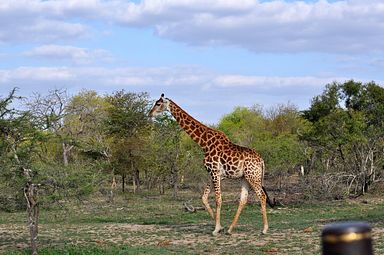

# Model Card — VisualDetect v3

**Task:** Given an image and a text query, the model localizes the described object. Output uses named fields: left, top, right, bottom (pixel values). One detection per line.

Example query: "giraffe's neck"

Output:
left=168, top=100, right=215, bottom=150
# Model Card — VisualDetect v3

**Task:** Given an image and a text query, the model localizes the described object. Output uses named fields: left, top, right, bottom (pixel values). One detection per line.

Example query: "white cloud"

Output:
left=0, top=19, right=87, bottom=43
left=1, top=64, right=381, bottom=123
left=116, top=0, right=384, bottom=54
left=0, top=65, right=352, bottom=91
left=24, top=45, right=113, bottom=65
left=212, top=75, right=344, bottom=89
left=0, top=66, right=201, bottom=87
left=0, top=67, right=74, bottom=83
left=0, top=0, right=90, bottom=43
left=2, top=0, right=384, bottom=54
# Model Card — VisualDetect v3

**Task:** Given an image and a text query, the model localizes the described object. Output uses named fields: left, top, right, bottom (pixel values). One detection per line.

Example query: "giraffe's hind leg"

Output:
left=211, top=175, right=223, bottom=236
left=201, top=182, right=215, bottom=219
left=244, top=170, right=269, bottom=234
left=228, top=180, right=249, bottom=235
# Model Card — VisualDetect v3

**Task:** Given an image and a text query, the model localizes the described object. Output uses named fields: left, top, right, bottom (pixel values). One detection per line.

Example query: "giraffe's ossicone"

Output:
left=149, top=94, right=274, bottom=236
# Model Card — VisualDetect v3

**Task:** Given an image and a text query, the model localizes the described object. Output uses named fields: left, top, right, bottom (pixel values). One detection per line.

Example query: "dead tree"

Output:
left=12, top=146, right=40, bottom=255
left=23, top=175, right=39, bottom=255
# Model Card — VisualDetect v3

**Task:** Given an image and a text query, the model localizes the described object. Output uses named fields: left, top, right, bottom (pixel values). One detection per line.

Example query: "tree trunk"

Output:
left=132, top=176, right=136, bottom=193
left=24, top=182, right=39, bottom=255
left=305, top=151, right=317, bottom=175
left=159, top=178, right=165, bottom=195
left=62, top=143, right=73, bottom=166
left=122, top=174, right=126, bottom=193
left=364, top=178, right=369, bottom=193
left=134, top=168, right=140, bottom=192
left=299, top=165, right=305, bottom=176
left=172, top=165, right=179, bottom=198
left=172, top=148, right=180, bottom=198
left=111, top=176, right=117, bottom=189
left=109, top=176, right=117, bottom=203
left=131, top=161, right=140, bottom=194
left=11, top=145, right=40, bottom=255
left=23, top=167, right=39, bottom=255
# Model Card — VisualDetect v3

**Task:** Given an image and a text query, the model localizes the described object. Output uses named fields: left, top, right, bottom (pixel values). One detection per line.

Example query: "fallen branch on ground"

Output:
left=183, top=201, right=205, bottom=213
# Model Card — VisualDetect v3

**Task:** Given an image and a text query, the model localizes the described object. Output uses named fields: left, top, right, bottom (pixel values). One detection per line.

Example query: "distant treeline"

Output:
left=1, top=80, right=383, bottom=210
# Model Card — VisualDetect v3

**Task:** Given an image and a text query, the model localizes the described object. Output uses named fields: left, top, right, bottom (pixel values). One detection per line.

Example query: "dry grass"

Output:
left=1, top=190, right=384, bottom=254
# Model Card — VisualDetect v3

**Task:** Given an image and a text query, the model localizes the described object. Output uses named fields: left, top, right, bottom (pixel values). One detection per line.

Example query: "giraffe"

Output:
left=149, top=94, right=274, bottom=236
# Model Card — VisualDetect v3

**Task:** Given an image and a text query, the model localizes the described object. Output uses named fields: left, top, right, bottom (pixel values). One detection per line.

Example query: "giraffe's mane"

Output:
left=168, top=99, right=221, bottom=134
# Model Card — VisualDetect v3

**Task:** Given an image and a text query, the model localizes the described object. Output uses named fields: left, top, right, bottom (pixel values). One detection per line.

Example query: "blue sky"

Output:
left=1, top=0, right=383, bottom=124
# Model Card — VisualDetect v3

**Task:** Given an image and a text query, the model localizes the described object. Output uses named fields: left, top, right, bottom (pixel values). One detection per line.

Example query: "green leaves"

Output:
left=301, top=80, right=384, bottom=194
left=217, top=103, right=305, bottom=173
left=218, top=106, right=265, bottom=147
left=105, top=90, right=151, bottom=138
left=303, top=80, right=383, bottom=147
left=302, top=82, right=340, bottom=123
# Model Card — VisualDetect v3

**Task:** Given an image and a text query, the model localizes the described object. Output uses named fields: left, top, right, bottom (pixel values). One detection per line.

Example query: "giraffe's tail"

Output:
left=262, top=186, right=276, bottom=208
left=261, top=161, right=275, bottom=208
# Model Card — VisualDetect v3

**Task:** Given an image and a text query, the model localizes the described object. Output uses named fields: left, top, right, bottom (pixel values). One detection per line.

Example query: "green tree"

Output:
left=60, top=90, right=113, bottom=198
left=302, top=80, right=384, bottom=195
left=150, top=114, right=194, bottom=197
left=218, top=105, right=265, bottom=147
left=65, top=90, right=112, bottom=160
left=218, top=104, right=306, bottom=178
left=0, top=88, right=42, bottom=254
left=105, top=91, right=151, bottom=192
left=0, top=89, right=114, bottom=254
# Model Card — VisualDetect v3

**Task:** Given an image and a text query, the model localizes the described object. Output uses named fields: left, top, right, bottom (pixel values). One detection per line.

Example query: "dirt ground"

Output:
left=1, top=179, right=383, bottom=254
left=0, top=222, right=321, bottom=254
left=1, top=216, right=383, bottom=254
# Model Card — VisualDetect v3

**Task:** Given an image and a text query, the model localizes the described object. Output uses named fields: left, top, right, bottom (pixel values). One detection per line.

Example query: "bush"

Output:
left=300, top=173, right=353, bottom=201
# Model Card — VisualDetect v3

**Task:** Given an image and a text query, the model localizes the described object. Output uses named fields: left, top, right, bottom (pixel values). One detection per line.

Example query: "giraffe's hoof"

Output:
left=212, top=227, right=224, bottom=236
left=261, top=229, right=268, bottom=235
left=227, top=226, right=235, bottom=235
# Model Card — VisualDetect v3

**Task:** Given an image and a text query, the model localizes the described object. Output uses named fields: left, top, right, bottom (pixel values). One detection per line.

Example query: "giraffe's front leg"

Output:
left=211, top=175, right=223, bottom=236
left=201, top=182, right=215, bottom=219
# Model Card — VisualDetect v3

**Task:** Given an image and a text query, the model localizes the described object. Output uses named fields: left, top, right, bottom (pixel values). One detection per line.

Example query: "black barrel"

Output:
left=322, top=221, right=373, bottom=255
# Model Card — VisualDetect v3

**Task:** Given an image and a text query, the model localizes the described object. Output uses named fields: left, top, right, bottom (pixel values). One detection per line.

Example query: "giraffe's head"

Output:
left=149, top=93, right=170, bottom=117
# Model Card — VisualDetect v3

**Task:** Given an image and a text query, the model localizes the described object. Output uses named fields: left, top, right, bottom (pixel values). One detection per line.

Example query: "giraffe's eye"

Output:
left=155, top=103, right=161, bottom=106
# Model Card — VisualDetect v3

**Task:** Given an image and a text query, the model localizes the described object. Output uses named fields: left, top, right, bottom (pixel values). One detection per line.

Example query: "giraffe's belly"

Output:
left=220, top=163, right=244, bottom=179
